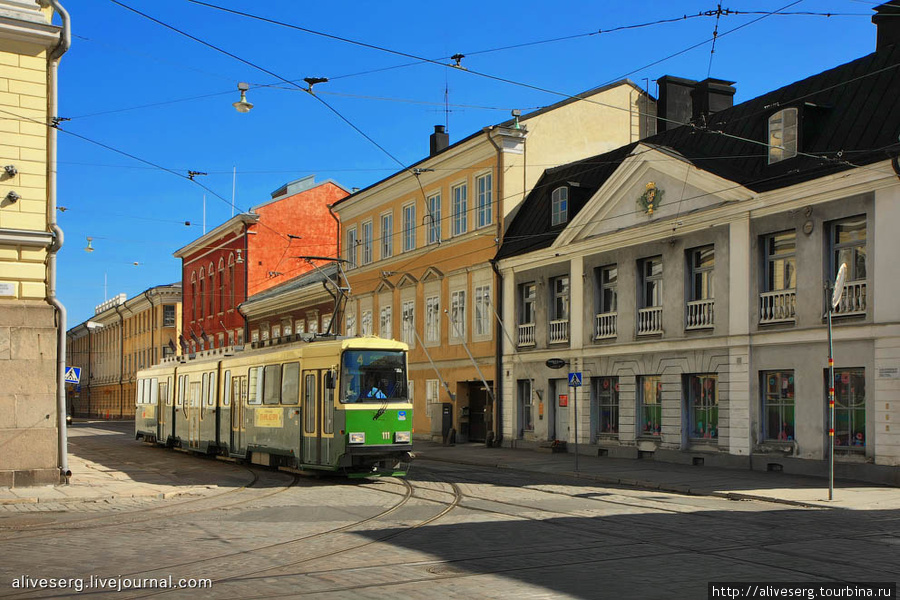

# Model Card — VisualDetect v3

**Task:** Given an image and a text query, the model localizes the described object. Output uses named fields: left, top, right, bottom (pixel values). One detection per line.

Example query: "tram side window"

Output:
left=177, top=375, right=185, bottom=406
left=264, top=364, right=282, bottom=405
left=150, top=378, right=158, bottom=406
left=202, top=373, right=209, bottom=409
left=136, top=379, right=143, bottom=405
left=323, top=373, right=334, bottom=434
left=207, top=371, right=216, bottom=406
left=166, top=376, right=173, bottom=405
left=248, top=367, right=263, bottom=405
left=304, top=374, right=316, bottom=434
left=224, top=370, right=231, bottom=406
left=281, top=363, right=300, bottom=405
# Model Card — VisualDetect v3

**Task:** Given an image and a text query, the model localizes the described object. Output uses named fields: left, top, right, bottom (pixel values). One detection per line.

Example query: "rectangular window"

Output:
left=403, top=203, right=416, bottom=252
left=362, top=221, right=373, bottom=265
left=281, top=362, right=300, bottom=405
left=641, top=256, right=663, bottom=308
left=689, top=246, right=715, bottom=301
left=223, top=371, right=231, bottom=406
left=248, top=366, right=263, bottom=405
left=304, top=373, right=317, bottom=434
left=686, top=374, right=718, bottom=440
left=768, top=107, right=798, bottom=164
left=361, top=310, right=373, bottom=336
left=474, top=285, right=491, bottom=337
left=551, top=276, right=570, bottom=320
left=272, top=324, right=281, bottom=339
left=831, top=216, right=867, bottom=287
left=521, top=282, right=536, bottom=324
left=307, top=316, right=319, bottom=335
left=322, top=314, right=332, bottom=334
left=831, top=368, right=865, bottom=452
left=762, top=370, right=795, bottom=441
left=401, top=300, right=415, bottom=345
left=295, top=320, right=305, bottom=335
left=599, top=266, right=617, bottom=314
left=323, top=372, right=334, bottom=434
left=765, top=231, right=796, bottom=292
left=346, top=227, right=358, bottom=269
left=595, top=377, right=619, bottom=436
left=426, top=379, right=439, bottom=410
left=452, top=183, right=467, bottom=236
left=450, top=290, right=466, bottom=341
left=518, top=379, right=534, bottom=434
left=346, top=312, right=357, bottom=337
left=638, top=375, right=662, bottom=437
left=427, top=193, right=441, bottom=245
left=163, top=305, right=176, bottom=327
left=425, top=296, right=440, bottom=343
left=380, top=305, right=392, bottom=339
left=476, top=173, right=492, bottom=228
left=282, top=318, right=292, bottom=337
left=381, top=212, right=393, bottom=259
left=263, top=364, right=282, bottom=405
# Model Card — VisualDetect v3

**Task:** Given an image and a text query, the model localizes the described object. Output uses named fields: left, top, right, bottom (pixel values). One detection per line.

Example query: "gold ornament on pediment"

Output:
left=637, top=181, right=664, bottom=216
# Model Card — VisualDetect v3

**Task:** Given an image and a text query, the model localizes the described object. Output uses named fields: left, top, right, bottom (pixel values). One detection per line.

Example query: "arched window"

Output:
left=208, top=263, right=215, bottom=316
left=218, top=258, right=225, bottom=315
left=768, top=108, right=798, bottom=164
left=228, top=253, right=236, bottom=310
left=551, top=186, right=568, bottom=226
left=198, top=268, right=205, bottom=319
left=191, top=272, right=198, bottom=321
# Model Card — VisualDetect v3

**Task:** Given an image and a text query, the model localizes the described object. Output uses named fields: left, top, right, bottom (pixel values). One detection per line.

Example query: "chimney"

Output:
left=656, top=76, right=736, bottom=132
left=429, top=125, right=449, bottom=156
left=873, top=1, right=900, bottom=51
left=656, top=75, right=697, bottom=132
left=690, top=78, right=737, bottom=122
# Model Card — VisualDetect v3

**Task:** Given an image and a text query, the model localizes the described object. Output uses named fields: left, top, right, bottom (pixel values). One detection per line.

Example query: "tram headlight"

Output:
left=394, top=431, right=411, bottom=444
left=349, top=432, right=365, bottom=444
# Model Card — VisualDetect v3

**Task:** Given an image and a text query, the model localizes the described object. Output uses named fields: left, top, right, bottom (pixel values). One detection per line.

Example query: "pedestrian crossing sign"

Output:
left=568, top=372, right=582, bottom=387
left=64, top=366, right=81, bottom=384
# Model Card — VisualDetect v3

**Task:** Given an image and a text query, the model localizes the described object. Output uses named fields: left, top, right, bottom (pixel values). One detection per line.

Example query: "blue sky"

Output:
left=54, top=0, right=881, bottom=325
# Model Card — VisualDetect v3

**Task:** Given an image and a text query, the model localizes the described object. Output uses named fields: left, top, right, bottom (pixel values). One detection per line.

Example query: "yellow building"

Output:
left=0, top=0, right=69, bottom=486
left=333, top=81, right=655, bottom=443
left=66, top=285, right=182, bottom=420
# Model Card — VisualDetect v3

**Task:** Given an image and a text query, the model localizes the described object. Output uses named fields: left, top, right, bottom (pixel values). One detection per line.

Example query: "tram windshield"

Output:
left=340, top=349, right=407, bottom=403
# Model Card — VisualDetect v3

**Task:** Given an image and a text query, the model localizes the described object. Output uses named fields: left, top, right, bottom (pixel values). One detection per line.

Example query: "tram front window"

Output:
left=341, top=349, right=407, bottom=403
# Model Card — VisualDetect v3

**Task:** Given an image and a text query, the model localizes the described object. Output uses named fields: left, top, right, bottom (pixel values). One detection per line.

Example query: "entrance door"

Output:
left=188, top=382, right=201, bottom=449
left=468, top=385, right=488, bottom=443
left=301, top=371, right=319, bottom=465
left=157, top=378, right=169, bottom=442
left=231, top=376, right=245, bottom=455
left=552, top=378, right=569, bottom=442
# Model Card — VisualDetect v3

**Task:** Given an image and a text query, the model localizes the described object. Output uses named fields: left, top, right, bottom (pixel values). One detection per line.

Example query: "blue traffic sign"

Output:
left=64, top=366, right=81, bottom=384
left=568, top=372, right=582, bottom=387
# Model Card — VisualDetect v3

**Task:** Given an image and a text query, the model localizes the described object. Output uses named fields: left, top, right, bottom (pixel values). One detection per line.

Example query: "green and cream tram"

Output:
left=135, top=336, right=412, bottom=477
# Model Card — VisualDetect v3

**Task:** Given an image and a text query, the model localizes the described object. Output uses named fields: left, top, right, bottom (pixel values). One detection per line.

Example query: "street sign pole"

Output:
left=574, top=380, right=578, bottom=473
left=827, top=263, right=848, bottom=502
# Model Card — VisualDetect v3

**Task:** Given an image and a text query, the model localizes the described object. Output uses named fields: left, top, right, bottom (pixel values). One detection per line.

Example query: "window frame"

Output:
left=551, top=186, right=568, bottom=226
left=830, top=367, right=866, bottom=453
left=830, top=215, right=867, bottom=282
left=521, top=282, right=536, bottom=325
left=689, top=246, right=715, bottom=301
left=449, top=290, right=466, bottom=342
left=474, top=284, right=491, bottom=338
left=476, top=172, right=493, bottom=229
left=686, top=374, right=718, bottom=441
left=402, top=202, right=416, bottom=252
left=381, top=211, right=393, bottom=259
left=361, top=220, right=373, bottom=265
left=762, top=370, right=795, bottom=441
left=401, top=300, right=415, bottom=345
left=550, top=276, right=570, bottom=321
left=518, top=379, right=534, bottom=434
left=765, top=230, right=797, bottom=293
left=595, top=376, right=619, bottom=437
left=640, top=256, right=663, bottom=309
left=767, top=107, right=798, bottom=164
left=346, top=226, right=359, bottom=269
left=425, top=296, right=440, bottom=344
left=452, top=182, right=468, bottom=236
left=427, top=193, right=441, bottom=245
left=380, top=305, right=392, bottom=340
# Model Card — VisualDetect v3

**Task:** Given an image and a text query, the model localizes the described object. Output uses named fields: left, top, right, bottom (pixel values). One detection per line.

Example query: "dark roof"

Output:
left=242, top=263, right=338, bottom=305
left=498, top=44, right=900, bottom=261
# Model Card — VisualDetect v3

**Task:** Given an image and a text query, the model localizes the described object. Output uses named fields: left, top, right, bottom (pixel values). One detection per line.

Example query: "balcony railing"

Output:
left=637, top=306, right=663, bottom=335
left=833, top=280, right=866, bottom=317
left=549, top=319, right=569, bottom=344
left=759, top=289, right=796, bottom=324
left=518, top=323, right=535, bottom=347
left=685, top=299, right=715, bottom=330
left=595, top=312, right=617, bottom=340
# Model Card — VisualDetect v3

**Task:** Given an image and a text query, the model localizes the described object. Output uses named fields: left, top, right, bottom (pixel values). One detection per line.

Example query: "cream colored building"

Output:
left=0, top=0, right=69, bottom=487
left=334, top=81, right=655, bottom=443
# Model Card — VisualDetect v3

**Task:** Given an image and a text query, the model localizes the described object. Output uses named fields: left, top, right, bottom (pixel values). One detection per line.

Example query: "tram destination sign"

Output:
left=545, top=358, right=567, bottom=370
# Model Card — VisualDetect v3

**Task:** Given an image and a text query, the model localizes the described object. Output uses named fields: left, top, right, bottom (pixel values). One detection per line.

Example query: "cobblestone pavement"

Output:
left=0, top=423, right=898, bottom=599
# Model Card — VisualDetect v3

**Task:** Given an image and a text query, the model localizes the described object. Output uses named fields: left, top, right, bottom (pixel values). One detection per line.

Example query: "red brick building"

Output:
left=173, top=176, right=348, bottom=352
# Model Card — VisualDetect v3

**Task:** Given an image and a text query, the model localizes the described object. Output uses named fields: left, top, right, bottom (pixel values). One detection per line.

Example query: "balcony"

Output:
left=595, top=312, right=617, bottom=340
left=549, top=319, right=569, bottom=344
left=833, top=280, right=866, bottom=317
left=518, top=323, right=535, bottom=347
left=759, top=289, right=796, bottom=324
left=685, top=299, right=715, bottom=330
left=637, top=306, right=663, bottom=335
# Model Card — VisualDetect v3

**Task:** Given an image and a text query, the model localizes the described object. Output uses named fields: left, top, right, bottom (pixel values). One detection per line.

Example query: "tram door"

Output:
left=188, top=382, right=201, bottom=449
left=301, top=371, right=320, bottom=465
left=231, top=376, right=246, bottom=456
left=157, top=378, right=169, bottom=442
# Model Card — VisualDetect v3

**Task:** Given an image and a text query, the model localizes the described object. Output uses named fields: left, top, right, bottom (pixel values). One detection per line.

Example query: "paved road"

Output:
left=0, top=423, right=897, bottom=600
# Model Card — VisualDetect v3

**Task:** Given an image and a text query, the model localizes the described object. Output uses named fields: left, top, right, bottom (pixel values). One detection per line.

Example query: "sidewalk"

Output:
left=412, top=441, right=900, bottom=511
left=0, top=421, right=253, bottom=506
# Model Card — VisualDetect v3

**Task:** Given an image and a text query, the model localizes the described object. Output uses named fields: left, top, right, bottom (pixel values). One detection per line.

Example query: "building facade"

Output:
left=174, top=175, right=348, bottom=353
left=333, top=81, right=655, bottom=443
left=497, top=14, right=900, bottom=481
left=0, top=0, right=67, bottom=486
left=66, top=284, right=181, bottom=419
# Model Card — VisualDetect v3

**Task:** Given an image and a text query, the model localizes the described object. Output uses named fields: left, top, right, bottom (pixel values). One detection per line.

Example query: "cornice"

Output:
left=0, top=2, right=59, bottom=48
